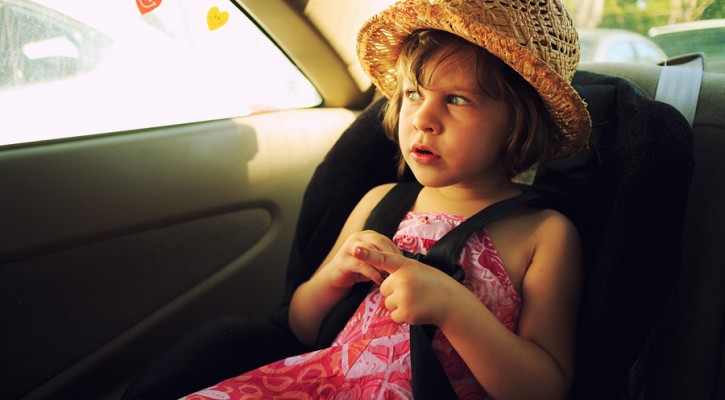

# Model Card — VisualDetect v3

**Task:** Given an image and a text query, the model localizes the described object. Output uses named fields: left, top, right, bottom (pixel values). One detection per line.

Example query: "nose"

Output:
left=411, top=99, right=441, bottom=135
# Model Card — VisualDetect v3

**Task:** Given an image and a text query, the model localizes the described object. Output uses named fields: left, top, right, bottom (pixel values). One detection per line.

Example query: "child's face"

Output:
left=397, top=50, right=512, bottom=189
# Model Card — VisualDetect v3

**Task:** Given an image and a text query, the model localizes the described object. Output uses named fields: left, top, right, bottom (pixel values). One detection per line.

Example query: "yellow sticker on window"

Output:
left=207, top=7, right=229, bottom=31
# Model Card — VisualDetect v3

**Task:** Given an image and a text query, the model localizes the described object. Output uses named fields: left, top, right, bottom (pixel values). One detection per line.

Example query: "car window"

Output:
left=0, top=0, right=321, bottom=146
left=564, top=0, right=724, bottom=70
left=634, top=41, right=667, bottom=64
left=606, top=41, right=636, bottom=62
left=579, top=37, right=595, bottom=61
left=0, top=2, right=110, bottom=86
left=650, top=22, right=725, bottom=72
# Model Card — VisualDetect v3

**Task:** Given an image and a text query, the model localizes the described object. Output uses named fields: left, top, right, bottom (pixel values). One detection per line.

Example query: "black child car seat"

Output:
left=283, top=69, right=695, bottom=399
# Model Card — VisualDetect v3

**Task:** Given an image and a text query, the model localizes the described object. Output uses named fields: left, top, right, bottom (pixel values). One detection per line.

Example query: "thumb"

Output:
left=353, top=246, right=406, bottom=274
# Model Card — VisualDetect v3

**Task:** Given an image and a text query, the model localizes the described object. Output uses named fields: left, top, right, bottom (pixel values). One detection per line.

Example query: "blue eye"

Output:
left=405, top=90, right=421, bottom=101
left=448, top=95, right=470, bottom=105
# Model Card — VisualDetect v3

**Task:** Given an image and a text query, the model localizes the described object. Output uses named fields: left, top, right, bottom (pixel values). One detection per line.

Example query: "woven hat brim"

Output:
left=357, top=1, right=592, bottom=159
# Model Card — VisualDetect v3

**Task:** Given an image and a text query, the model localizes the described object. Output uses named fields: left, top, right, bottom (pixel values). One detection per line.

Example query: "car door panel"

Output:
left=0, top=108, right=355, bottom=400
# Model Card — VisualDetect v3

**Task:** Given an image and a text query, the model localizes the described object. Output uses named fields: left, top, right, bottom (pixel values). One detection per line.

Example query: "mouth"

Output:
left=412, top=145, right=435, bottom=156
left=410, top=145, right=440, bottom=164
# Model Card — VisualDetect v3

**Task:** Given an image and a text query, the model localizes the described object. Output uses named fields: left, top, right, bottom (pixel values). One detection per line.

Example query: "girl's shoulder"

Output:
left=366, top=182, right=398, bottom=198
left=344, top=183, right=398, bottom=228
left=358, top=183, right=398, bottom=209
left=485, top=205, right=580, bottom=296
left=507, top=206, right=579, bottom=247
left=516, top=207, right=581, bottom=275
left=490, top=205, right=580, bottom=257
left=529, top=207, right=578, bottom=241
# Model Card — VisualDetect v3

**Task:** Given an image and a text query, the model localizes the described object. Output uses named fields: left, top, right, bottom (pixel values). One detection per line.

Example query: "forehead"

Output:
left=414, top=48, right=482, bottom=90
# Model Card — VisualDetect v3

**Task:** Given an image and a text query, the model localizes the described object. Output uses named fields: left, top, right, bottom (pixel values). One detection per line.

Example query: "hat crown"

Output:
left=409, top=0, right=580, bottom=82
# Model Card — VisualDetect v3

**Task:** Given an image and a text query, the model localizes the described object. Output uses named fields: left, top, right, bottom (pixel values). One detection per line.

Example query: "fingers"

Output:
left=325, top=231, right=393, bottom=285
left=343, top=230, right=399, bottom=254
left=383, top=296, right=401, bottom=323
left=345, top=242, right=384, bottom=285
left=338, top=249, right=383, bottom=286
left=353, top=245, right=408, bottom=275
left=380, top=280, right=412, bottom=324
left=379, top=274, right=394, bottom=299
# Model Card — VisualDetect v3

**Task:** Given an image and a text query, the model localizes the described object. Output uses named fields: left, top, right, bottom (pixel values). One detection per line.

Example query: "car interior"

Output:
left=1, top=0, right=724, bottom=399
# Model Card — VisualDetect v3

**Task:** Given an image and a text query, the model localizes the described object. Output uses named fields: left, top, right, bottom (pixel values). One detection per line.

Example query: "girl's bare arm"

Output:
left=438, top=211, right=581, bottom=399
left=288, top=183, right=396, bottom=345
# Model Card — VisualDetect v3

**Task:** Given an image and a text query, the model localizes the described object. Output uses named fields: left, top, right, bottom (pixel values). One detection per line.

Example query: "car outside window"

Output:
left=0, top=0, right=321, bottom=146
left=606, top=41, right=637, bottom=62
left=0, top=2, right=109, bottom=86
left=564, top=0, right=724, bottom=70
left=649, top=21, right=725, bottom=73
left=634, top=42, right=667, bottom=64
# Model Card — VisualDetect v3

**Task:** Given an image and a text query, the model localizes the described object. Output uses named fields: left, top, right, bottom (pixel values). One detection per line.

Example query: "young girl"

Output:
left=181, top=0, right=590, bottom=398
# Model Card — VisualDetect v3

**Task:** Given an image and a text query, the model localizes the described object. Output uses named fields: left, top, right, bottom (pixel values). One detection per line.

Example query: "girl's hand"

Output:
left=354, top=246, right=459, bottom=326
left=320, top=230, right=401, bottom=289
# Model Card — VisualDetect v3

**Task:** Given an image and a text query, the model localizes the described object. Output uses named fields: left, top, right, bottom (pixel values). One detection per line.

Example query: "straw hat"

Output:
left=357, top=0, right=592, bottom=158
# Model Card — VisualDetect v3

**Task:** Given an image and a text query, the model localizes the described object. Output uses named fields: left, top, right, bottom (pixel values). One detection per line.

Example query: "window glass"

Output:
left=578, top=37, right=595, bottom=61
left=606, top=42, right=636, bottom=62
left=0, top=0, right=321, bottom=146
left=564, top=0, right=724, bottom=71
left=635, top=42, right=666, bottom=63
left=650, top=25, right=725, bottom=71
left=0, top=3, right=109, bottom=86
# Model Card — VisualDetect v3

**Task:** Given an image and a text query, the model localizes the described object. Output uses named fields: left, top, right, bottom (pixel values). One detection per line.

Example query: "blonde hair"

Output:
left=382, top=30, right=561, bottom=178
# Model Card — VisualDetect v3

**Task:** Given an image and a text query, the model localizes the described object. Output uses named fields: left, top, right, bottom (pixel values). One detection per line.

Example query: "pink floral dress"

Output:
left=181, top=212, right=523, bottom=400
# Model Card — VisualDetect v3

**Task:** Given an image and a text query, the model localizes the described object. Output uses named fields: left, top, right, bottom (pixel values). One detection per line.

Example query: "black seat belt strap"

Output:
left=364, top=181, right=424, bottom=237
left=421, top=189, right=543, bottom=277
left=409, top=189, right=542, bottom=400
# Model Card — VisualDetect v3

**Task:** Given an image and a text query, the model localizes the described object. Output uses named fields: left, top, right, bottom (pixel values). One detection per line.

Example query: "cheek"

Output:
left=485, top=105, right=514, bottom=146
left=397, top=110, right=414, bottom=140
left=398, top=104, right=414, bottom=127
left=490, top=101, right=513, bottom=127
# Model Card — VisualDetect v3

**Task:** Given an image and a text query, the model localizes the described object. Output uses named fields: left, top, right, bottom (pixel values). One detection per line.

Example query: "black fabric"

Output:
left=646, top=126, right=725, bottom=400
left=122, top=314, right=310, bottom=400
left=410, top=323, right=457, bottom=399
left=365, top=181, right=425, bottom=238
left=561, top=72, right=694, bottom=400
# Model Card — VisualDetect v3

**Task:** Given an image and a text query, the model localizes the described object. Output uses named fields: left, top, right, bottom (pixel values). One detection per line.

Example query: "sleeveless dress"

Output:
left=180, top=211, right=523, bottom=400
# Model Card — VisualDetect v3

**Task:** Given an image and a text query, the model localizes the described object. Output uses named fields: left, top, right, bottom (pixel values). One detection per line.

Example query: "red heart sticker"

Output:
left=136, top=0, right=162, bottom=15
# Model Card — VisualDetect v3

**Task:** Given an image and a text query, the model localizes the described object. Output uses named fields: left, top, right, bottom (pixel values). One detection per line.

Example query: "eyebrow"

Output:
left=415, top=83, right=483, bottom=98
left=400, top=71, right=486, bottom=100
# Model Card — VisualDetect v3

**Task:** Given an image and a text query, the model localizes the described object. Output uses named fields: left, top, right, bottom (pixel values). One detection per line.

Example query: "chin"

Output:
left=408, top=171, right=451, bottom=188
